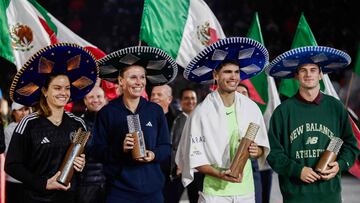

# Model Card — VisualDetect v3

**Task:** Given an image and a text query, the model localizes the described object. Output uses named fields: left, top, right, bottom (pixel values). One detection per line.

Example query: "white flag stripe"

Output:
left=322, top=74, right=340, bottom=100
left=175, top=0, right=225, bottom=68
left=263, top=76, right=281, bottom=129
left=6, top=0, right=51, bottom=68
left=5, top=0, right=102, bottom=71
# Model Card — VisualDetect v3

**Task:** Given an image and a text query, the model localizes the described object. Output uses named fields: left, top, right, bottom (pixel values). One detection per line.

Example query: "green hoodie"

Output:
left=267, top=94, right=359, bottom=203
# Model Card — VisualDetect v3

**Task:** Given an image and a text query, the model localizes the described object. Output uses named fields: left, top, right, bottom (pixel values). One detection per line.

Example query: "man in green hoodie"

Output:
left=265, top=46, right=359, bottom=203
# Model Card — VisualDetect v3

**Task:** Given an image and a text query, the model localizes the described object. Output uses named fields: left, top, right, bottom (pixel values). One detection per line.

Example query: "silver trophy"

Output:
left=127, top=114, right=146, bottom=159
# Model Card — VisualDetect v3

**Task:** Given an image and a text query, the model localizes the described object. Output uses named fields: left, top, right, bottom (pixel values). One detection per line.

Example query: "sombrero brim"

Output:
left=97, top=46, right=178, bottom=85
left=10, top=43, right=99, bottom=106
left=184, top=37, right=269, bottom=83
left=265, top=46, right=351, bottom=78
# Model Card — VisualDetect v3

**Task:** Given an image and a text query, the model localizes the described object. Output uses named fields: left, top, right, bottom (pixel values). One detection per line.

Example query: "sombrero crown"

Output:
left=266, top=46, right=351, bottom=78
left=97, top=46, right=178, bottom=85
left=184, top=37, right=269, bottom=83
left=10, top=43, right=99, bottom=106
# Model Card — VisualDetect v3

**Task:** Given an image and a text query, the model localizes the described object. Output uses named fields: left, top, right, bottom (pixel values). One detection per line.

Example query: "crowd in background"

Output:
left=35, top=0, right=360, bottom=120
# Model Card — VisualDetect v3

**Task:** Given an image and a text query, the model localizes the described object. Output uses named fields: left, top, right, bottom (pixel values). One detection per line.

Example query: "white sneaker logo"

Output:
left=41, top=137, right=50, bottom=144
left=146, top=121, right=153, bottom=127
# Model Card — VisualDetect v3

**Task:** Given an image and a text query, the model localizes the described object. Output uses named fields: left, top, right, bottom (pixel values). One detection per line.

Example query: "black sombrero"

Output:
left=10, top=43, right=98, bottom=106
left=97, top=46, right=178, bottom=85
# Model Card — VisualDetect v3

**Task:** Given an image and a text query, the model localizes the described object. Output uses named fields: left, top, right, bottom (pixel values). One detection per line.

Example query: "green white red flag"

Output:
left=241, top=12, right=281, bottom=129
left=139, top=0, right=225, bottom=68
left=0, top=0, right=105, bottom=69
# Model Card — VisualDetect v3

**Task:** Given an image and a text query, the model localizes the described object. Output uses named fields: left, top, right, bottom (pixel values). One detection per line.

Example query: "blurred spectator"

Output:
left=4, top=102, right=31, bottom=203
left=76, top=86, right=107, bottom=203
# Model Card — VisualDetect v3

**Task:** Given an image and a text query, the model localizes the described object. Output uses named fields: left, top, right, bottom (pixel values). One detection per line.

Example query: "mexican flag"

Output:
left=278, top=13, right=360, bottom=179
left=241, top=12, right=281, bottom=129
left=139, top=0, right=225, bottom=68
left=0, top=0, right=105, bottom=70
left=0, top=0, right=120, bottom=101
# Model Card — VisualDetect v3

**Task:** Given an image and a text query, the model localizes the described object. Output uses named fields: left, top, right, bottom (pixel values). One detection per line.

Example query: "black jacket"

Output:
left=78, top=111, right=106, bottom=186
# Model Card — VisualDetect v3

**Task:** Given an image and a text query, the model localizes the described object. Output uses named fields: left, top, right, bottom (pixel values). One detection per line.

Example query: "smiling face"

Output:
left=295, top=64, right=322, bottom=90
left=84, top=86, right=107, bottom=112
left=118, top=65, right=146, bottom=99
left=43, top=75, right=71, bottom=110
left=180, top=90, right=197, bottom=114
left=213, top=63, right=240, bottom=94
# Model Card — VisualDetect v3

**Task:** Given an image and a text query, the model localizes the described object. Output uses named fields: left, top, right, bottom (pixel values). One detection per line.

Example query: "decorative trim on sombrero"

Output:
left=265, top=46, right=351, bottom=79
left=184, top=37, right=269, bottom=83
left=10, top=43, right=99, bottom=106
left=97, top=46, right=178, bottom=85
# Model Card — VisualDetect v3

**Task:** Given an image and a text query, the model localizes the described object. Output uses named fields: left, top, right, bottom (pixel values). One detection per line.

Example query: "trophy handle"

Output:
left=229, top=137, right=252, bottom=178
left=131, top=131, right=146, bottom=159
left=315, top=150, right=337, bottom=173
left=57, top=144, right=84, bottom=186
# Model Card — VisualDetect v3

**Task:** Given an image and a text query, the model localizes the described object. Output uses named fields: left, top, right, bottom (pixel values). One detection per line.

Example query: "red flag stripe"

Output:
left=241, top=79, right=266, bottom=105
left=38, top=17, right=58, bottom=44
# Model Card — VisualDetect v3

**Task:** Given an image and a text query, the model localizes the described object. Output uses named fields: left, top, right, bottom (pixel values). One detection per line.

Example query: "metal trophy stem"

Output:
left=315, top=137, right=343, bottom=174
left=57, top=128, right=90, bottom=186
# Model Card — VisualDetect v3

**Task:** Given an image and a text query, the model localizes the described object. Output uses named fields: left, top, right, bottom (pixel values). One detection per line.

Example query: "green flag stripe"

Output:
left=279, top=13, right=324, bottom=98
left=28, top=0, right=57, bottom=35
left=291, top=14, right=317, bottom=48
left=0, top=0, right=14, bottom=63
left=139, top=0, right=190, bottom=59
left=247, top=12, right=268, bottom=113
left=247, top=13, right=264, bottom=45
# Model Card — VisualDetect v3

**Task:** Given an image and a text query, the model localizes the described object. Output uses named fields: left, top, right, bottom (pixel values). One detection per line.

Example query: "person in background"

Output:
left=165, top=88, right=202, bottom=203
left=5, top=43, right=95, bottom=203
left=266, top=46, right=360, bottom=203
left=76, top=86, right=107, bottom=203
left=4, top=102, right=31, bottom=203
left=93, top=46, right=178, bottom=203
left=151, top=85, right=178, bottom=131
left=151, top=84, right=183, bottom=203
left=236, top=83, right=263, bottom=203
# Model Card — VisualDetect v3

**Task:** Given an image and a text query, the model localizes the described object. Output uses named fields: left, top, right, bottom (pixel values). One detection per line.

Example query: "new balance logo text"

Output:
left=306, top=137, right=318, bottom=145
left=146, top=121, right=153, bottom=127
left=41, top=137, right=50, bottom=144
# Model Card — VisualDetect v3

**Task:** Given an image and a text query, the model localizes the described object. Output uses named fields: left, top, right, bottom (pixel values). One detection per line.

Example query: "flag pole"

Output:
left=345, top=72, right=354, bottom=107
left=138, top=40, right=142, bottom=46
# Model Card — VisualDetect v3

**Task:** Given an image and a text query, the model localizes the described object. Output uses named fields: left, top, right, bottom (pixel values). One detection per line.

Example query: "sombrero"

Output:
left=184, top=37, right=269, bottom=83
left=97, top=46, right=178, bottom=85
left=10, top=43, right=98, bottom=106
left=265, top=46, right=351, bottom=79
